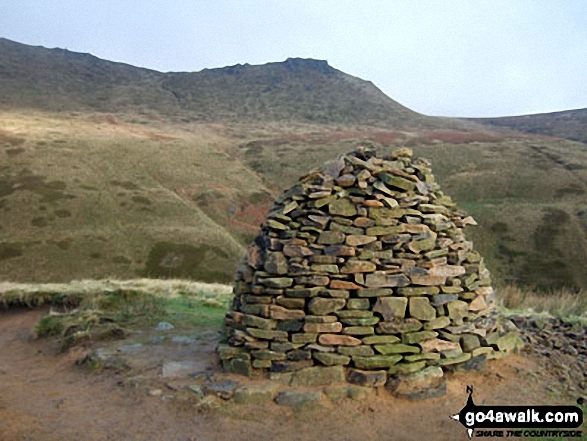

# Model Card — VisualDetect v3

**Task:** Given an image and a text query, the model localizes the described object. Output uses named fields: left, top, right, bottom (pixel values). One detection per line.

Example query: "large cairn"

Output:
left=219, top=147, right=519, bottom=393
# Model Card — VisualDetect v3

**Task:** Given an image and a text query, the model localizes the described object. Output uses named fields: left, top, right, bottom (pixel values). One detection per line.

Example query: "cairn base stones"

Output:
left=218, top=147, right=519, bottom=399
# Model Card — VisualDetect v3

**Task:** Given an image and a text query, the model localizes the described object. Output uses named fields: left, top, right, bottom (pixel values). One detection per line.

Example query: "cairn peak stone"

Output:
left=220, top=147, right=515, bottom=395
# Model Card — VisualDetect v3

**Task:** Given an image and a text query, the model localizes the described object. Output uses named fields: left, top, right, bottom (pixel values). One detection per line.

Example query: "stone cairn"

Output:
left=219, top=147, right=520, bottom=398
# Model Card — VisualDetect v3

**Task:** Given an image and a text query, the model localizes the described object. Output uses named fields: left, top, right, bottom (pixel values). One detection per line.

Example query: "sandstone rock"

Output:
left=356, top=288, right=393, bottom=297
left=295, top=275, right=330, bottom=286
left=419, top=338, right=461, bottom=354
left=155, top=321, right=174, bottom=331
left=436, top=352, right=471, bottom=366
left=290, top=365, right=345, bottom=387
left=378, top=318, right=423, bottom=334
left=324, top=245, right=356, bottom=256
left=404, top=352, right=441, bottom=362
left=311, top=264, right=340, bottom=274
left=341, top=260, right=377, bottom=273
left=397, top=286, right=440, bottom=296
left=314, top=352, right=351, bottom=366
left=264, top=252, right=289, bottom=275
left=379, top=173, right=416, bottom=191
left=387, top=361, right=427, bottom=375
left=321, top=289, right=350, bottom=298
left=427, top=265, right=466, bottom=277
left=408, top=237, right=436, bottom=253
left=386, top=366, right=446, bottom=400
left=447, top=300, right=469, bottom=325
left=318, top=334, right=362, bottom=346
left=283, top=244, right=313, bottom=257
left=260, top=277, right=294, bottom=288
left=496, top=332, right=524, bottom=352
left=243, top=314, right=275, bottom=330
left=366, top=226, right=405, bottom=236
left=317, top=231, right=345, bottom=245
left=270, top=305, right=306, bottom=321
left=343, top=326, right=375, bottom=335
left=233, top=383, right=280, bottom=404
left=202, top=380, right=239, bottom=400
left=336, top=347, right=374, bottom=359
left=373, top=297, right=408, bottom=320
left=346, top=235, right=377, bottom=246
left=402, top=331, right=438, bottom=344
left=347, top=298, right=371, bottom=310
left=271, top=360, right=314, bottom=372
left=365, top=272, right=410, bottom=288
left=285, top=287, right=322, bottom=298
left=331, top=223, right=364, bottom=235
left=460, top=334, right=481, bottom=352
left=308, top=298, right=346, bottom=315
left=410, top=274, right=447, bottom=286
left=252, top=350, right=287, bottom=361
left=424, top=316, right=451, bottom=330
left=304, top=322, right=343, bottom=333
left=247, top=244, right=264, bottom=269
left=374, top=344, right=420, bottom=354
left=430, top=294, right=459, bottom=306
left=409, top=297, right=437, bottom=321
left=222, top=357, right=252, bottom=376
left=353, top=355, right=402, bottom=369
left=329, top=199, right=357, bottom=217
left=362, top=335, right=401, bottom=345
left=247, top=329, right=288, bottom=340
left=291, top=333, right=318, bottom=344
left=469, top=295, right=488, bottom=311
left=347, top=368, right=387, bottom=387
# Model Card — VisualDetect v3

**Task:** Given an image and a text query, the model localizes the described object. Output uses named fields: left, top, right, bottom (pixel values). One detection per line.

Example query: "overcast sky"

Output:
left=1, top=0, right=586, bottom=117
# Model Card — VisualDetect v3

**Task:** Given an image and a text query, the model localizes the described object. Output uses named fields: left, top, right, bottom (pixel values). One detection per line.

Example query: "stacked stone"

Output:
left=220, top=147, right=518, bottom=387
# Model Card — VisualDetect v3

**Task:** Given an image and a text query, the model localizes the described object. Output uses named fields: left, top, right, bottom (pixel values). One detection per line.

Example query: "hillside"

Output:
left=0, top=37, right=472, bottom=129
left=0, top=38, right=586, bottom=290
left=472, top=108, right=587, bottom=144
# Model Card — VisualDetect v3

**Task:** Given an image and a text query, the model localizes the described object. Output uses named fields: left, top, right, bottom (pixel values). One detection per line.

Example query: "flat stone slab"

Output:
left=275, top=390, right=323, bottom=406
left=202, top=380, right=239, bottom=400
left=233, top=383, right=280, bottom=404
left=386, top=366, right=446, bottom=400
left=324, top=385, right=372, bottom=401
left=116, top=343, right=144, bottom=353
left=347, top=368, right=387, bottom=387
left=162, top=361, right=203, bottom=378
left=171, top=336, right=197, bottom=344
left=289, top=365, right=345, bottom=387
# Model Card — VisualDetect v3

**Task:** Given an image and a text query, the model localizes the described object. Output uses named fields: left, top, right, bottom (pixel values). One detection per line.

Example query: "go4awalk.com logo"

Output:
left=450, top=386, right=584, bottom=439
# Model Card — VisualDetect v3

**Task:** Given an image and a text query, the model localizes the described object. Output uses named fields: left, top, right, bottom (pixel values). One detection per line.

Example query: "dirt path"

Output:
left=0, top=309, right=580, bottom=441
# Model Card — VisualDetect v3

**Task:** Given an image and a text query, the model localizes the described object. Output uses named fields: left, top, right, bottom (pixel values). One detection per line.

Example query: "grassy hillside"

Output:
left=0, top=37, right=480, bottom=130
left=472, top=108, right=587, bottom=144
left=1, top=38, right=586, bottom=290
left=1, top=110, right=586, bottom=290
left=234, top=130, right=587, bottom=290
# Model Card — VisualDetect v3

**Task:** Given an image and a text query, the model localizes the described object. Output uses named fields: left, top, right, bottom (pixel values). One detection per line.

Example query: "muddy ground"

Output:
left=0, top=308, right=583, bottom=441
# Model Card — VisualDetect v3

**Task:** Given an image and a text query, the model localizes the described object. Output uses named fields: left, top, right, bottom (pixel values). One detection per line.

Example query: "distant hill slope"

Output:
left=1, top=110, right=587, bottom=290
left=0, top=37, right=470, bottom=129
left=1, top=38, right=587, bottom=290
left=472, top=108, right=587, bottom=144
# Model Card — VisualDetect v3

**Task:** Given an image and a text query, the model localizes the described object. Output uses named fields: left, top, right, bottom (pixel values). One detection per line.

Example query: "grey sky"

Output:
left=1, top=0, right=586, bottom=117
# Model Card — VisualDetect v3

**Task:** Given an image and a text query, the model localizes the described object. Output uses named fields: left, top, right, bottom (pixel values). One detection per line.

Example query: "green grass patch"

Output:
left=1, top=279, right=232, bottom=349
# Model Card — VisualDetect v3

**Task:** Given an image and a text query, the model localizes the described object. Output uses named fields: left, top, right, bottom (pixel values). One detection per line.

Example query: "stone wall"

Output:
left=219, top=147, right=520, bottom=395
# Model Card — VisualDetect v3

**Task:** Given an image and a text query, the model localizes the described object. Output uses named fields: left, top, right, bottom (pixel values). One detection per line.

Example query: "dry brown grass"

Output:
left=498, top=284, right=587, bottom=319
left=0, top=278, right=232, bottom=309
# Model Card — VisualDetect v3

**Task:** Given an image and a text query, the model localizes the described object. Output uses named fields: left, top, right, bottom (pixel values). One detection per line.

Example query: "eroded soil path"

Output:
left=0, top=308, right=581, bottom=441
